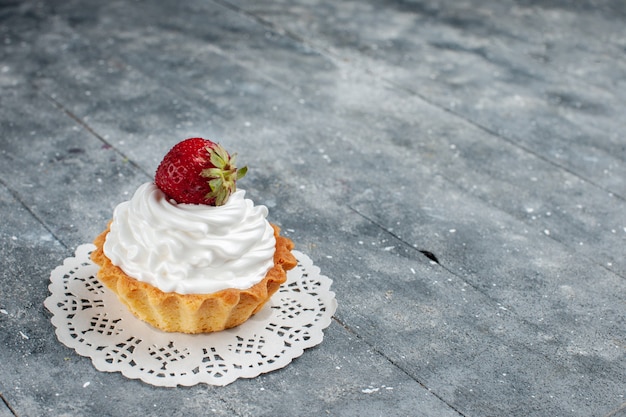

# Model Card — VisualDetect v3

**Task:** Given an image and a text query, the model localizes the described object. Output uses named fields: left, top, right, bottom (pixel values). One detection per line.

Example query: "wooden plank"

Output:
left=1, top=0, right=624, bottom=416
left=0, top=177, right=461, bottom=416
left=0, top=15, right=459, bottom=417
left=0, top=398, right=15, bottom=417
left=19, top=0, right=625, bottom=279
left=0, top=95, right=459, bottom=417
left=226, top=0, right=626, bottom=197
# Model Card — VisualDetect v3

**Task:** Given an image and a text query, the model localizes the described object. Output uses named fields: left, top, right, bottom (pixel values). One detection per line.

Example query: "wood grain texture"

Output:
left=1, top=0, right=624, bottom=416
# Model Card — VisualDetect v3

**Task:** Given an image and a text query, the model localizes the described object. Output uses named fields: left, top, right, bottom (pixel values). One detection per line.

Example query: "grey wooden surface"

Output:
left=1, top=0, right=625, bottom=416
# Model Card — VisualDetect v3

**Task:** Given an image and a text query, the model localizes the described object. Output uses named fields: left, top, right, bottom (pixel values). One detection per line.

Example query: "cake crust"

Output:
left=91, top=222, right=297, bottom=334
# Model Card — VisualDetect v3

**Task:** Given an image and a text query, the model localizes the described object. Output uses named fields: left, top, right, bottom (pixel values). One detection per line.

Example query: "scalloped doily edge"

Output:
left=44, top=244, right=337, bottom=387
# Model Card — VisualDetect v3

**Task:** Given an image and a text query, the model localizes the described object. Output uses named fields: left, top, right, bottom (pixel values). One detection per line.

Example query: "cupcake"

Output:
left=90, top=138, right=296, bottom=333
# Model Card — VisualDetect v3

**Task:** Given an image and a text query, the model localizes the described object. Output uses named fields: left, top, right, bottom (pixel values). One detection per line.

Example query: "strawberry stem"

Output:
left=200, top=144, right=247, bottom=206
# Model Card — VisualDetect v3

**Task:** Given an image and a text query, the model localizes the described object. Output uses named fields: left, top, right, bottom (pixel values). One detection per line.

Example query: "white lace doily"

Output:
left=45, top=244, right=337, bottom=387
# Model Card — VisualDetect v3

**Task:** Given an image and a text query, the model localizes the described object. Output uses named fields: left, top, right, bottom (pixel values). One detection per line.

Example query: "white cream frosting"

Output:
left=103, top=182, right=276, bottom=294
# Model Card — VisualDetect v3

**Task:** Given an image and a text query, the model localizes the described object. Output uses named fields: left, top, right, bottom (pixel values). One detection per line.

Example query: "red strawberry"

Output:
left=154, top=138, right=247, bottom=205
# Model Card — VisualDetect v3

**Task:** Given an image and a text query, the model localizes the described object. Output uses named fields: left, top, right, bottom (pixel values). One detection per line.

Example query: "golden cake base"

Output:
left=91, top=223, right=297, bottom=334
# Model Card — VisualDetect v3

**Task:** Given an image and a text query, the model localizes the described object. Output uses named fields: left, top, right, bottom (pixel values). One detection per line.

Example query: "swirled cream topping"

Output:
left=103, top=182, right=276, bottom=294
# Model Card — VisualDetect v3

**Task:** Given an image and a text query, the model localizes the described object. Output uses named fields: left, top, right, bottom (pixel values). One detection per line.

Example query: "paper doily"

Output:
left=44, top=244, right=336, bottom=387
